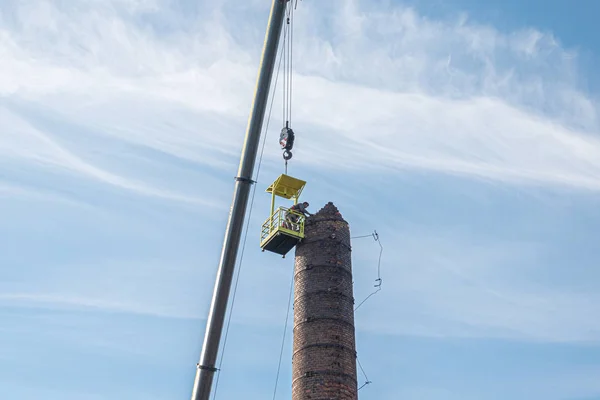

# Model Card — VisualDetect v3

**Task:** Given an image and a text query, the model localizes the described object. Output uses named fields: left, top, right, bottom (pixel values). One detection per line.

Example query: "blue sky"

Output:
left=1, top=0, right=600, bottom=399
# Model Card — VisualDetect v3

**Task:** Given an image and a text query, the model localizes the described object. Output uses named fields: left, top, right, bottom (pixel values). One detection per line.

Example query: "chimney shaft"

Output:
left=292, top=202, right=358, bottom=400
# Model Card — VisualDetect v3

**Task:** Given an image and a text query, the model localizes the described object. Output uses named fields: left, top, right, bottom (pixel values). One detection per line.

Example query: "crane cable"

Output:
left=279, top=2, right=296, bottom=175
left=271, top=4, right=299, bottom=399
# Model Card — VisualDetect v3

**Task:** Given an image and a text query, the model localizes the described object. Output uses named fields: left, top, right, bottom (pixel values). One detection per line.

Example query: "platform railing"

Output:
left=261, top=206, right=305, bottom=244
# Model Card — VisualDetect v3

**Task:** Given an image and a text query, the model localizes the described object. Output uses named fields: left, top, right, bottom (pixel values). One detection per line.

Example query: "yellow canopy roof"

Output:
left=266, top=174, right=306, bottom=199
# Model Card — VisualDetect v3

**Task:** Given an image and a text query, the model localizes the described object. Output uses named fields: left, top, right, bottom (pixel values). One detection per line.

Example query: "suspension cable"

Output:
left=282, top=16, right=288, bottom=126
left=288, top=4, right=294, bottom=127
left=279, top=2, right=296, bottom=173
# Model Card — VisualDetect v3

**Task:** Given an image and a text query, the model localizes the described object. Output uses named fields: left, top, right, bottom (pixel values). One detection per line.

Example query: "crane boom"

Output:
left=190, top=1, right=290, bottom=399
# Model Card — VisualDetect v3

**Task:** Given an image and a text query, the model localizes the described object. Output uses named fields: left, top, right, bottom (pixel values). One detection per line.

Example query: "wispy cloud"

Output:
left=2, top=0, right=599, bottom=193
left=348, top=219, right=600, bottom=343
left=1, top=105, right=220, bottom=205
left=0, top=292, right=195, bottom=319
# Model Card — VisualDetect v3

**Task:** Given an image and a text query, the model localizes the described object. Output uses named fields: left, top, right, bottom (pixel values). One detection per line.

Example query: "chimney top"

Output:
left=310, top=202, right=346, bottom=223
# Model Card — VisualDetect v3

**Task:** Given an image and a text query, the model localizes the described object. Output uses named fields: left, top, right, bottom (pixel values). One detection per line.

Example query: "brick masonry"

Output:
left=292, top=202, right=358, bottom=400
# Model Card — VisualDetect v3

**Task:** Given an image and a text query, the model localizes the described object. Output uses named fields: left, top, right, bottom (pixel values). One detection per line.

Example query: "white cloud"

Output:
left=1, top=0, right=599, bottom=348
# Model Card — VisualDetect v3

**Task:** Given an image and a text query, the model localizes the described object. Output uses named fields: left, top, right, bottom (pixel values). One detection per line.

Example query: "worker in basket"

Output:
left=284, top=201, right=312, bottom=231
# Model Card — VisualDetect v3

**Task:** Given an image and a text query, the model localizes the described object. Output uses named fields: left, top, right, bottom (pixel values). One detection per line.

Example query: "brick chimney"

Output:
left=292, top=202, right=358, bottom=400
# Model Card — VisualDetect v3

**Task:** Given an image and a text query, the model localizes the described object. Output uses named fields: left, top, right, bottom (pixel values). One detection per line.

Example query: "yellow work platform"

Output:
left=260, top=174, right=307, bottom=256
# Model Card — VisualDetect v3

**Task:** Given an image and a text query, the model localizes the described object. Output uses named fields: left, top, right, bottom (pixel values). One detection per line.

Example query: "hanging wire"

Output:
left=352, top=230, right=382, bottom=392
left=353, top=230, right=383, bottom=312
left=210, top=18, right=288, bottom=400
left=351, top=234, right=375, bottom=239
left=271, top=268, right=295, bottom=400
left=357, top=356, right=373, bottom=390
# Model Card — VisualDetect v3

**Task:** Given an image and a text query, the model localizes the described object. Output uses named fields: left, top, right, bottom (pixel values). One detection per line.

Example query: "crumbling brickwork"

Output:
left=292, top=202, right=358, bottom=400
